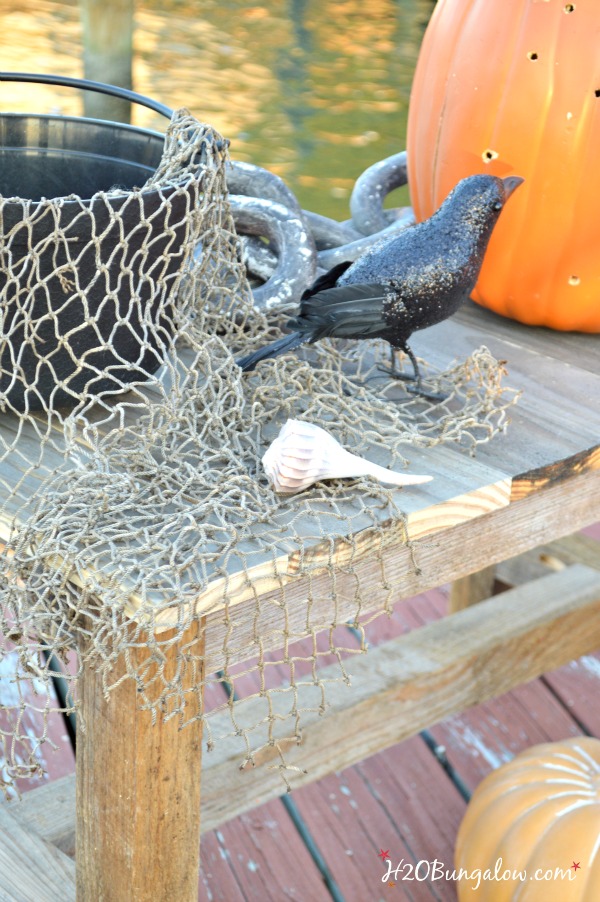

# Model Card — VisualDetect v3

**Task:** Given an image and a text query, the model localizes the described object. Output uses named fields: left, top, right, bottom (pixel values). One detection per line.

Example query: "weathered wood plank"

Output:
left=430, top=678, right=585, bottom=793
left=0, top=645, right=75, bottom=799
left=76, top=618, right=205, bottom=902
left=5, top=773, right=76, bottom=858
left=291, top=735, right=463, bottom=900
left=194, top=564, right=600, bottom=828
left=449, top=564, right=496, bottom=611
left=13, top=564, right=600, bottom=850
left=2, top=305, right=598, bottom=632
left=201, top=467, right=600, bottom=671
left=410, top=305, right=600, bottom=476
left=203, top=803, right=336, bottom=901
left=0, top=804, right=75, bottom=902
left=496, top=532, right=600, bottom=587
left=357, top=741, right=464, bottom=898
left=197, top=832, right=253, bottom=902
left=544, top=652, right=600, bottom=738
left=363, top=582, right=588, bottom=793
left=80, top=0, right=134, bottom=122
left=458, top=300, right=600, bottom=373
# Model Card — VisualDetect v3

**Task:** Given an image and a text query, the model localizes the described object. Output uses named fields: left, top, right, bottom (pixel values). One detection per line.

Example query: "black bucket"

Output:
left=0, top=73, right=197, bottom=411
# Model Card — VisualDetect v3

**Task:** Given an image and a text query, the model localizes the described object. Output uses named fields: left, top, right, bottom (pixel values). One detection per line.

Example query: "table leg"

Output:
left=449, top=565, right=496, bottom=612
left=76, top=619, right=204, bottom=902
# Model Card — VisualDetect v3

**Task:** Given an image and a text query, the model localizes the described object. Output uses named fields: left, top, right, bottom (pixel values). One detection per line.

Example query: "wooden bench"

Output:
left=1, top=300, right=599, bottom=900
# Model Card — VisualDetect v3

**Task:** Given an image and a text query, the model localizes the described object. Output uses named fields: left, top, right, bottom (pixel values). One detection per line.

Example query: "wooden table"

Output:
left=2, top=300, right=600, bottom=901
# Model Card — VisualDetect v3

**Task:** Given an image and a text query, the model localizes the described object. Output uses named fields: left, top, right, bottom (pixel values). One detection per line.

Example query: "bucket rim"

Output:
left=0, top=110, right=165, bottom=141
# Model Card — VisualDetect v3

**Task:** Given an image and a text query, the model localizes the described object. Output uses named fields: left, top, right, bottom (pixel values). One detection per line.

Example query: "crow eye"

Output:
left=493, top=201, right=503, bottom=211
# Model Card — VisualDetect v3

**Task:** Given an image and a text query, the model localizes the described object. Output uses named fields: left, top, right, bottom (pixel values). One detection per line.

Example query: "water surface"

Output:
left=1, top=0, right=434, bottom=218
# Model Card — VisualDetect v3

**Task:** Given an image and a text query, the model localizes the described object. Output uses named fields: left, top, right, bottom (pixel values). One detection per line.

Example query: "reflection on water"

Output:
left=0, top=0, right=433, bottom=218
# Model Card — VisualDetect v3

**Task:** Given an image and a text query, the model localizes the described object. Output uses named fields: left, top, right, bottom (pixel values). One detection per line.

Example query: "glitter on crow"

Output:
left=236, top=174, right=523, bottom=391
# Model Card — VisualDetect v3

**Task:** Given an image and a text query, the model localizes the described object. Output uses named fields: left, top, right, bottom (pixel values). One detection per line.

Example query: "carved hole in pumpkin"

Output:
left=569, top=275, right=580, bottom=286
left=527, top=51, right=539, bottom=61
left=595, top=89, right=600, bottom=97
left=564, top=3, right=575, bottom=11
left=482, top=149, right=498, bottom=163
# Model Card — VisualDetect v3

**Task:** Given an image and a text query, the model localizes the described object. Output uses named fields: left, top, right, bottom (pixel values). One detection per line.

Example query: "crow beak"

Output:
left=502, top=176, right=525, bottom=199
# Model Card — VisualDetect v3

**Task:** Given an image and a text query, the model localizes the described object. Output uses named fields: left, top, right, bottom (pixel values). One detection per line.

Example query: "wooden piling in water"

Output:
left=79, top=0, right=134, bottom=122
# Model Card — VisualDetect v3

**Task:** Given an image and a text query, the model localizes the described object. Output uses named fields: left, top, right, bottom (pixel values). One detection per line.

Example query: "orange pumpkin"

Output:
left=407, top=0, right=600, bottom=332
left=455, top=737, right=600, bottom=901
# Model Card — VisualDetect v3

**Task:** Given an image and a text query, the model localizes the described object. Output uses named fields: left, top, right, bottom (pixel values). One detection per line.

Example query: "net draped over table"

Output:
left=0, top=110, right=518, bottom=795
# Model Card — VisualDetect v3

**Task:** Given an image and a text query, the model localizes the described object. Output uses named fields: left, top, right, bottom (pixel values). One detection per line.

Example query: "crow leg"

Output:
left=378, top=346, right=422, bottom=387
left=397, top=345, right=422, bottom=385
left=380, top=346, right=447, bottom=403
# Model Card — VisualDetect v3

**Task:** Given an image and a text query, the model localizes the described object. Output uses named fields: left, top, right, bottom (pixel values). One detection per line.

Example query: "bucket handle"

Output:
left=0, top=72, right=174, bottom=120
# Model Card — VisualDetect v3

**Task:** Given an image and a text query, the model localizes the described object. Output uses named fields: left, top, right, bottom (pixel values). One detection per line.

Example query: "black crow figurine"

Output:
left=236, top=174, right=523, bottom=389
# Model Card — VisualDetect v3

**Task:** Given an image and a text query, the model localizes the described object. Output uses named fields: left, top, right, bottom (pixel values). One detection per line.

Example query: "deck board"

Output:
left=3, top=528, right=600, bottom=900
left=198, top=801, right=331, bottom=902
left=363, top=578, right=597, bottom=792
left=3, top=615, right=600, bottom=901
left=543, top=655, right=600, bottom=737
left=293, top=738, right=465, bottom=901
left=200, top=674, right=343, bottom=901
left=198, top=833, right=249, bottom=902
left=0, top=804, right=75, bottom=901
left=201, top=604, right=462, bottom=902
left=431, top=685, right=585, bottom=792
left=227, top=653, right=600, bottom=901
left=0, top=645, right=75, bottom=800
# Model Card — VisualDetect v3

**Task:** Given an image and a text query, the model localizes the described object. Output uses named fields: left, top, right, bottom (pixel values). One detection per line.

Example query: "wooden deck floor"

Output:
left=2, top=524, right=600, bottom=901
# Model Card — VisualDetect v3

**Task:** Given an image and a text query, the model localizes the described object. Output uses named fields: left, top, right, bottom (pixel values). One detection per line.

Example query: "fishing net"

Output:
left=0, top=108, right=519, bottom=796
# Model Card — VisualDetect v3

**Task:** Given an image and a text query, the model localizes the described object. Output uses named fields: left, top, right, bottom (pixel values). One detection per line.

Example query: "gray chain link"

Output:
left=226, top=154, right=415, bottom=312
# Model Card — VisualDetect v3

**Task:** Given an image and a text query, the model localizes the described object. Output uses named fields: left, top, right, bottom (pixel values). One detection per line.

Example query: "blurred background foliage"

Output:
left=0, top=0, right=434, bottom=218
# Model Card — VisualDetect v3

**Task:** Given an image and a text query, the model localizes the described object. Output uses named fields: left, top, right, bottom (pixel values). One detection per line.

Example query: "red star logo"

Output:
left=572, top=861, right=581, bottom=871
left=378, top=848, right=390, bottom=860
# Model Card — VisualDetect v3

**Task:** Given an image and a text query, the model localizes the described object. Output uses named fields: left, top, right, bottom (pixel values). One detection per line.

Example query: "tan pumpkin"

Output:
left=407, top=0, right=600, bottom=332
left=455, top=737, right=600, bottom=900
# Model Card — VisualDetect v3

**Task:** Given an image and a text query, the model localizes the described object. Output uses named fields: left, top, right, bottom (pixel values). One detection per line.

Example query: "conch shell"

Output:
left=262, top=419, right=432, bottom=494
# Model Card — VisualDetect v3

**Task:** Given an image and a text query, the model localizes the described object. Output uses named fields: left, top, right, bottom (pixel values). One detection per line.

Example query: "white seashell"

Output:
left=262, top=419, right=432, bottom=494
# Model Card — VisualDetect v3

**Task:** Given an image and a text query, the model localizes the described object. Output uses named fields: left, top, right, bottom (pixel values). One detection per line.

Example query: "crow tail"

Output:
left=236, top=331, right=306, bottom=372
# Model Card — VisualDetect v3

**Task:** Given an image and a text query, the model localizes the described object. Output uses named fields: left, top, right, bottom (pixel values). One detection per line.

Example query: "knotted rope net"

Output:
left=0, top=109, right=519, bottom=795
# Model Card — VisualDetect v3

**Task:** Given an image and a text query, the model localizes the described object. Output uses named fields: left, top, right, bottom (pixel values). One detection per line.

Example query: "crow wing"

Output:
left=301, top=260, right=353, bottom=299
left=288, top=282, right=389, bottom=340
